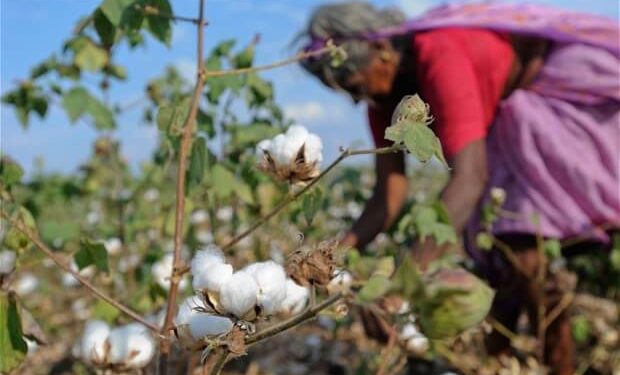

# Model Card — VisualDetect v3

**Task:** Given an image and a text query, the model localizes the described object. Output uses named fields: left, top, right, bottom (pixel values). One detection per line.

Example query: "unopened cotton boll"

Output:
left=107, top=323, right=155, bottom=368
left=14, top=272, right=38, bottom=296
left=152, top=253, right=187, bottom=291
left=0, top=250, right=16, bottom=275
left=192, top=262, right=233, bottom=292
left=279, top=278, right=309, bottom=315
left=219, top=271, right=259, bottom=318
left=327, top=270, right=353, bottom=295
left=80, top=320, right=111, bottom=364
left=175, top=296, right=233, bottom=340
left=244, top=261, right=287, bottom=316
left=104, top=237, right=122, bottom=256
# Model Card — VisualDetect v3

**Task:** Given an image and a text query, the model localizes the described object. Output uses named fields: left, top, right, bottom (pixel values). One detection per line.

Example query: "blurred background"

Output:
left=2, top=0, right=618, bottom=177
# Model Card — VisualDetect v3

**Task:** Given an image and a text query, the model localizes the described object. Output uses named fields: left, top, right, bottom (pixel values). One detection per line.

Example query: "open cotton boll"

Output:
left=175, top=296, right=233, bottom=340
left=108, top=323, right=155, bottom=368
left=279, top=278, right=309, bottom=315
left=219, top=271, right=259, bottom=318
left=400, top=323, right=429, bottom=354
left=104, top=238, right=122, bottom=256
left=244, top=261, right=288, bottom=316
left=80, top=320, right=111, bottom=364
left=152, top=253, right=188, bottom=291
left=0, top=250, right=16, bottom=275
left=62, top=262, right=96, bottom=287
left=304, top=133, right=323, bottom=164
left=256, top=139, right=272, bottom=162
left=14, top=272, right=39, bottom=296
left=192, top=262, right=233, bottom=292
left=327, top=270, right=353, bottom=295
left=191, top=245, right=225, bottom=272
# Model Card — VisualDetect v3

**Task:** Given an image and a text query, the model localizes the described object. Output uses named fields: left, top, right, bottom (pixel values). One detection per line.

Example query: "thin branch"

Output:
left=0, top=211, right=163, bottom=336
left=543, top=292, right=574, bottom=331
left=210, top=293, right=343, bottom=375
left=204, top=44, right=336, bottom=77
left=159, top=0, right=207, bottom=365
left=492, top=237, right=530, bottom=277
left=221, top=144, right=403, bottom=250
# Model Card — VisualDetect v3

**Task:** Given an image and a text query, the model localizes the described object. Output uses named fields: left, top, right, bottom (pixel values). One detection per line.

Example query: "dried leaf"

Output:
left=286, top=240, right=338, bottom=287
left=226, top=326, right=247, bottom=356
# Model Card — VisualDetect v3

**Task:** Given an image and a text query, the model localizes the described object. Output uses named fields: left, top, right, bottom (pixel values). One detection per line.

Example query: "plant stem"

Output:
left=136, top=4, right=208, bottom=25
left=204, top=44, right=336, bottom=77
left=159, top=0, right=207, bottom=370
left=0, top=211, right=163, bottom=336
left=222, top=144, right=403, bottom=250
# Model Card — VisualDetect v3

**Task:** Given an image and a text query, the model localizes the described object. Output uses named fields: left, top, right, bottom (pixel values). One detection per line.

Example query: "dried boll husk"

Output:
left=415, top=268, right=494, bottom=339
left=286, top=239, right=338, bottom=288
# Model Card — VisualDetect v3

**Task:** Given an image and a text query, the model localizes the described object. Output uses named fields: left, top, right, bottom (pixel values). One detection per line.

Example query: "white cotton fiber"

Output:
left=80, top=320, right=111, bottom=364
left=243, top=261, right=287, bottom=316
left=304, top=133, right=323, bottom=164
left=326, top=270, right=353, bottom=295
left=151, top=253, right=188, bottom=291
left=219, top=271, right=259, bottom=318
left=107, top=323, right=155, bottom=368
left=14, top=272, right=38, bottom=296
left=192, top=262, right=233, bottom=292
left=279, top=278, right=309, bottom=315
left=0, top=250, right=16, bottom=275
left=175, top=296, right=233, bottom=340
left=191, top=246, right=225, bottom=271
left=103, top=237, right=122, bottom=255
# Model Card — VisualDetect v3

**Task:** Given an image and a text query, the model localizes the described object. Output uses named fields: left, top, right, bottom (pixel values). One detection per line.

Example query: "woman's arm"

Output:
left=413, top=139, right=488, bottom=269
left=341, top=151, right=408, bottom=249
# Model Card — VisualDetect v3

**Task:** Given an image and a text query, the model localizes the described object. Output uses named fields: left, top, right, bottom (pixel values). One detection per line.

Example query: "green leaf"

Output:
left=197, top=110, right=215, bottom=138
left=611, top=234, right=620, bottom=271
left=87, top=96, right=116, bottom=129
left=94, top=9, right=118, bottom=46
left=246, top=73, right=273, bottom=106
left=74, top=240, right=109, bottom=273
left=391, top=256, right=422, bottom=301
left=403, top=123, right=437, bottom=162
left=544, top=239, right=562, bottom=259
left=572, top=315, right=590, bottom=343
left=144, top=0, right=173, bottom=45
left=62, top=87, right=90, bottom=122
left=357, top=275, right=391, bottom=302
left=0, top=292, right=27, bottom=373
left=1, top=159, right=24, bottom=187
left=4, top=207, right=36, bottom=252
left=231, top=123, right=279, bottom=148
left=100, top=0, right=134, bottom=26
left=302, top=188, right=322, bottom=226
left=234, top=182, right=254, bottom=205
left=74, top=40, right=108, bottom=72
left=186, top=137, right=207, bottom=193
left=210, top=164, right=236, bottom=199
left=212, top=39, right=236, bottom=57
left=156, top=97, right=191, bottom=137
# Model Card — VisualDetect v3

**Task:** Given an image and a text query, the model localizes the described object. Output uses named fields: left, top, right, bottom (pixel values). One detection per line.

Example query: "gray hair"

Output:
left=299, top=2, right=406, bottom=90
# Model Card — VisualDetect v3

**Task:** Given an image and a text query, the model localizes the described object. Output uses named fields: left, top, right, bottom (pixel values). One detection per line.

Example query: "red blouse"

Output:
left=368, top=28, right=515, bottom=159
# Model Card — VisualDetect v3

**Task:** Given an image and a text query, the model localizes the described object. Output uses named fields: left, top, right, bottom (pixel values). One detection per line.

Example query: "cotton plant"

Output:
left=256, top=125, right=323, bottom=184
left=74, top=320, right=156, bottom=370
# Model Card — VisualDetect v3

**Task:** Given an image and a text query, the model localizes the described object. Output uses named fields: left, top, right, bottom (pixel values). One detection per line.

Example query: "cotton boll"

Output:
left=219, top=271, right=259, bottom=318
left=195, top=230, right=214, bottom=244
left=304, top=133, right=323, bottom=164
left=104, top=238, right=122, bottom=256
left=0, top=250, right=16, bottom=275
left=256, top=139, right=272, bottom=162
left=152, top=253, right=187, bottom=291
left=62, top=262, right=96, bottom=287
left=175, top=296, right=233, bottom=340
left=279, top=279, right=309, bottom=315
left=405, top=335, right=429, bottom=353
left=190, top=210, right=209, bottom=225
left=244, top=261, right=287, bottom=316
left=192, top=262, right=233, bottom=292
left=80, top=320, right=111, bottom=364
left=216, top=207, right=234, bottom=221
left=400, top=323, right=421, bottom=340
left=269, top=134, right=291, bottom=166
left=108, top=323, right=155, bottom=368
left=14, top=272, right=38, bottom=296
left=191, top=246, right=225, bottom=273
left=326, top=270, right=353, bottom=295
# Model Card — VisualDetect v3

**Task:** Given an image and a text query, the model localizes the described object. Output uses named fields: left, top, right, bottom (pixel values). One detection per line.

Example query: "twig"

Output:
left=542, top=292, right=574, bottom=331
left=534, top=221, right=547, bottom=362
left=159, top=0, right=207, bottom=369
left=221, top=144, right=404, bottom=250
left=487, top=316, right=518, bottom=342
left=492, top=237, right=530, bottom=277
left=209, top=293, right=343, bottom=374
left=375, top=328, right=397, bottom=375
left=0, top=211, right=163, bottom=336
left=204, top=44, right=336, bottom=77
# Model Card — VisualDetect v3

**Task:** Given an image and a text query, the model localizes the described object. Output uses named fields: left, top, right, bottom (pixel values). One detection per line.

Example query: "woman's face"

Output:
left=342, top=41, right=401, bottom=103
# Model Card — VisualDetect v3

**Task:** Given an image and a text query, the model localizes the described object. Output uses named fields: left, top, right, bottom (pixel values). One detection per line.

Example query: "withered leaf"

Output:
left=226, top=326, right=247, bottom=356
left=286, top=239, right=338, bottom=287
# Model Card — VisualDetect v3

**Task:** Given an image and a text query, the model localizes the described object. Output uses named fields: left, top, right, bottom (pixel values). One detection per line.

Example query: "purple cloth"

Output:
left=466, top=42, right=620, bottom=273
